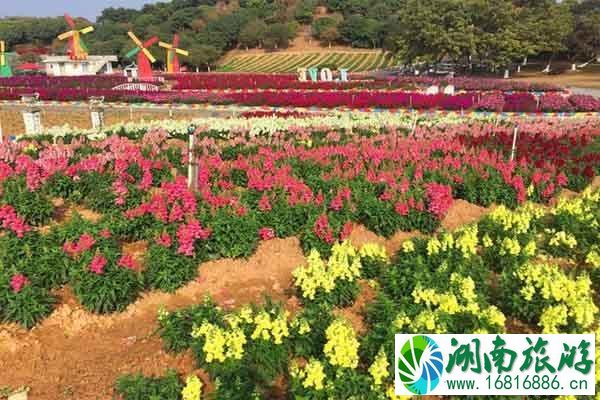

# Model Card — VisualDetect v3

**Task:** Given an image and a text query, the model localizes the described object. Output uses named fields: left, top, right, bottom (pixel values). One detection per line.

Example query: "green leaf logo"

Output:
left=397, top=335, right=444, bottom=394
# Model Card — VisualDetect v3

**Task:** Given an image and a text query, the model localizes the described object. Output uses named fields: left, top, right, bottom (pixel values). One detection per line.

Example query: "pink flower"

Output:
left=258, top=195, right=272, bottom=212
left=99, top=229, right=112, bottom=239
left=0, top=205, right=30, bottom=238
left=10, top=273, right=30, bottom=293
left=259, top=227, right=275, bottom=241
left=156, top=232, right=172, bottom=248
left=313, top=214, right=334, bottom=244
left=118, top=254, right=139, bottom=271
left=395, top=202, right=409, bottom=216
left=176, top=219, right=212, bottom=256
left=425, top=183, right=453, bottom=218
left=89, top=254, right=107, bottom=275
left=77, top=233, right=96, bottom=252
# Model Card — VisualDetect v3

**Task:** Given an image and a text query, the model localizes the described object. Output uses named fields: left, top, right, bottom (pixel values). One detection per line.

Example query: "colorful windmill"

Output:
left=126, top=32, right=159, bottom=79
left=58, top=13, right=94, bottom=60
left=159, top=34, right=189, bottom=73
left=0, top=41, right=12, bottom=77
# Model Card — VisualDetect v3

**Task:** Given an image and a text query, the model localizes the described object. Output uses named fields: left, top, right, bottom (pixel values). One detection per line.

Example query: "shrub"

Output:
left=0, top=272, right=55, bottom=329
left=145, top=243, right=199, bottom=293
left=115, top=370, right=183, bottom=400
left=2, top=176, right=54, bottom=226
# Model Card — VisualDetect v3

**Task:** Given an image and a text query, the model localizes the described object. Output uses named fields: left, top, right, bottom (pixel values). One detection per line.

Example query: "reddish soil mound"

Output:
left=0, top=237, right=305, bottom=400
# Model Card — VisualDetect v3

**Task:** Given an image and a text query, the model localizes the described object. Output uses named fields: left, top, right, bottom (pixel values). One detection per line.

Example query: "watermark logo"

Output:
left=397, top=335, right=444, bottom=394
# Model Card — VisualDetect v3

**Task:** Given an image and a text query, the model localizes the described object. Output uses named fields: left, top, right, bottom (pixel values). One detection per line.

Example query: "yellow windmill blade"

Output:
left=128, top=31, right=144, bottom=48
left=0, top=41, right=4, bottom=53
left=158, top=41, right=173, bottom=49
left=58, top=31, right=75, bottom=40
left=142, top=47, right=156, bottom=64
left=176, top=48, right=189, bottom=56
left=80, top=26, right=94, bottom=35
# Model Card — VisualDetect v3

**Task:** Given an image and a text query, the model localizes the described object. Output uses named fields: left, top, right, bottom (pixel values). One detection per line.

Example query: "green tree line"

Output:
left=0, top=0, right=597, bottom=71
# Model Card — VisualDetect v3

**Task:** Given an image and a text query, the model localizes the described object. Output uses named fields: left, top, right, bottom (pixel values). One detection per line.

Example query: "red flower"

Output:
left=395, top=202, right=409, bottom=216
left=89, top=254, right=108, bottom=275
left=10, top=273, right=30, bottom=293
left=0, top=205, right=30, bottom=238
left=99, top=229, right=112, bottom=239
left=313, top=214, right=335, bottom=244
left=156, top=232, right=172, bottom=248
left=258, top=195, right=272, bottom=212
left=259, top=227, right=276, bottom=241
left=118, top=254, right=139, bottom=271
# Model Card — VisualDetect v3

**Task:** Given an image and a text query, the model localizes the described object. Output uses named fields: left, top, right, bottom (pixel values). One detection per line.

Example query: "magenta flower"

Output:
left=10, top=273, right=30, bottom=293
left=118, top=254, right=139, bottom=271
left=259, top=227, right=275, bottom=241
left=89, top=254, right=108, bottom=275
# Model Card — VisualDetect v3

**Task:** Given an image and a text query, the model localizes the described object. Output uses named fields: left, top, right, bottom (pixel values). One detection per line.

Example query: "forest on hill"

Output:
left=0, top=0, right=598, bottom=71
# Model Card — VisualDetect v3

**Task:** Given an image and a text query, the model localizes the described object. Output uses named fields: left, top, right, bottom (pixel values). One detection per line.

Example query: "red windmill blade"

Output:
left=126, top=32, right=158, bottom=79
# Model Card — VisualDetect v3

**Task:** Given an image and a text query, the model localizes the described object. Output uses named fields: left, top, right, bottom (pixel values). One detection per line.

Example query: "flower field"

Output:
left=2, top=74, right=594, bottom=112
left=0, top=114, right=599, bottom=399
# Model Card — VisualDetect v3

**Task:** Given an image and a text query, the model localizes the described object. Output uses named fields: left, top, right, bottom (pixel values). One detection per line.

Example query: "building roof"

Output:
left=40, top=55, right=118, bottom=64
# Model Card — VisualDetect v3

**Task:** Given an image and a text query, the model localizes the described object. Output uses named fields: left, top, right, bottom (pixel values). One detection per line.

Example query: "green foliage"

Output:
left=115, top=370, right=183, bottom=400
left=145, top=243, right=199, bottom=292
left=203, top=209, right=260, bottom=259
left=158, top=297, right=224, bottom=353
left=70, top=240, right=143, bottom=314
left=1, top=176, right=54, bottom=226
left=0, top=272, right=55, bottom=329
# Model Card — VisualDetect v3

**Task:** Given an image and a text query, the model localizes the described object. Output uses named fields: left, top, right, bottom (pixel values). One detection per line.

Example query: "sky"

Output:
left=0, top=0, right=162, bottom=21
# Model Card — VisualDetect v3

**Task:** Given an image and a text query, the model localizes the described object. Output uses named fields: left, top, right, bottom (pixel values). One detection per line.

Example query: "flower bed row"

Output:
left=1, top=85, right=597, bottom=111
left=114, top=187, right=599, bottom=399
left=170, top=73, right=563, bottom=92
left=0, top=75, right=129, bottom=89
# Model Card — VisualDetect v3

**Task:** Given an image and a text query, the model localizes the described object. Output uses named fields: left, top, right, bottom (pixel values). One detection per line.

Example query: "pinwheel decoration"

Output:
left=58, top=13, right=94, bottom=60
left=0, top=41, right=12, bottom=77
left=126, top=32, right=159, bottom=79
left=159, top=34, right=189, bottom=74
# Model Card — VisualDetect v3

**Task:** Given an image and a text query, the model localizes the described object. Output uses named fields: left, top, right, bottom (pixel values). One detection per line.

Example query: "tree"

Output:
left=339, top=15, right=382, bottom=48
left=186, top=44, right=220, bottom=71
left=295, top=0, right=317, bottom=24
left=320, top=27, right=340, bottom=48
left=239, top=19, right=267, bottom=48
left=263, top=22, right=295, bottom=49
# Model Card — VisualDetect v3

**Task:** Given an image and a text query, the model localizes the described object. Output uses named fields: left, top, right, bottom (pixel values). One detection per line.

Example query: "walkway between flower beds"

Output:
left=2, top=99, right=599, bottom=118
left=0, top=200, right=492, bottom=400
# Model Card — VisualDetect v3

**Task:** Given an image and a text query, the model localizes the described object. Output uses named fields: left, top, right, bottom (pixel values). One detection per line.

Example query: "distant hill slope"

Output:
left=219, top=50, right=396, bottom=73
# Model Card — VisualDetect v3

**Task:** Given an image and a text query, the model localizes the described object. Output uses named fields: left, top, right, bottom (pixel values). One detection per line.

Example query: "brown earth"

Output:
left=513, top=70, right=600, bottom=90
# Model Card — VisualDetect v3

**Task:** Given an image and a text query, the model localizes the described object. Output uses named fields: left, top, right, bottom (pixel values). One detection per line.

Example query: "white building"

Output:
left=40, top=55, right=118, bottom=76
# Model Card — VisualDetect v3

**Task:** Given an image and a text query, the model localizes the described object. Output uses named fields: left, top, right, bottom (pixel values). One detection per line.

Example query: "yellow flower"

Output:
left=482, top=234, right=493, bottom=248
left=192, top=322, right=247, bottom=363
left=369, top=348, right=390, bottom=386
left=324, top=319, right=359, bottom=369
left=394, top=314, right=411, bottom=330
left=500, top=237, right=521, bottom=256
left=585, top=250, right=600, bottom=268
left=303, top=359, right=326, bottom=390
left=455, top=225, right=478, bottom=257
left=548, top=231, right=577, bottom=249
left=182, top=375, right=203, bottom=400
left=426, top=237, right=441, bottom=256
left=360, top=243, right=389, bottom=261
left=402, top=240, right=415, bottom=253
left=292, top=241, right=361, bottom=300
